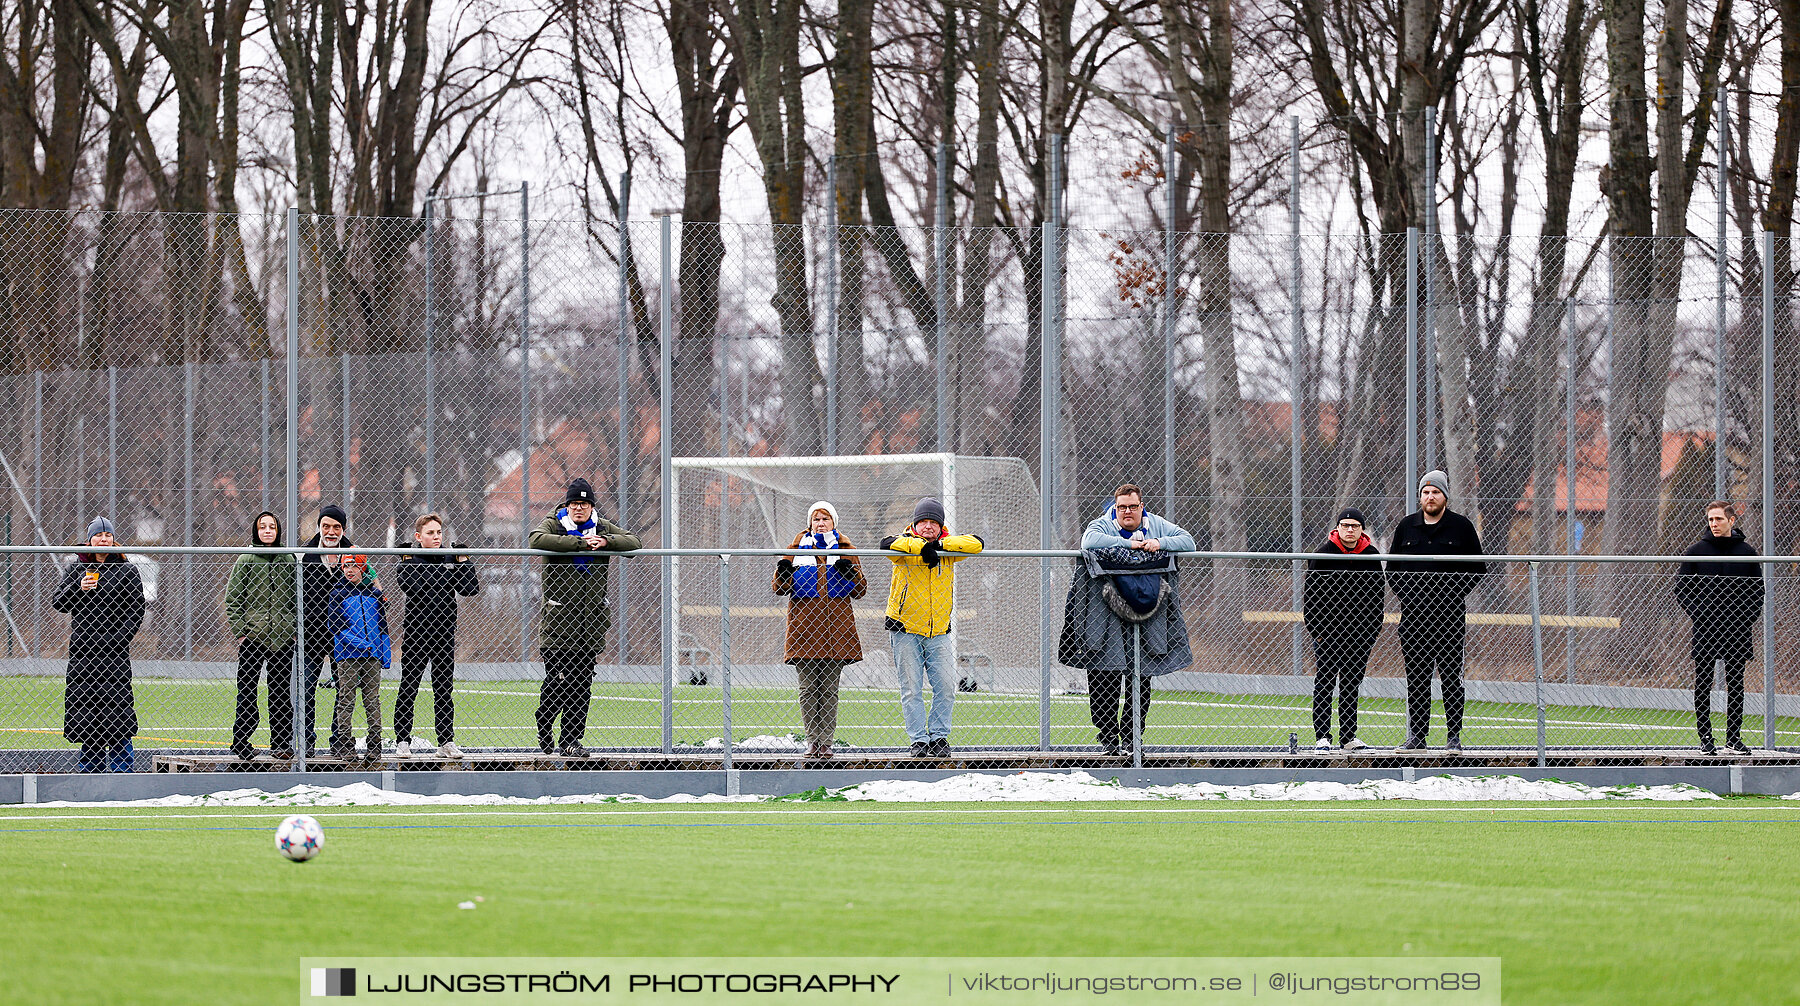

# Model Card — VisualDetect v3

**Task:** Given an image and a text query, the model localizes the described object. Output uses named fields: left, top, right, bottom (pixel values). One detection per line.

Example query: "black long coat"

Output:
left=1303, top=535, right=1386, bottom=647
left=52, top=554, right=145, bottom=746
left=1675, top=529, right=1764, bottom=663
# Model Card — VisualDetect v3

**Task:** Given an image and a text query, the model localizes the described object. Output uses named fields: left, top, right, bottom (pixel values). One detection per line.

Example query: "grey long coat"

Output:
left=1058, top=548, right=1193, bottom=675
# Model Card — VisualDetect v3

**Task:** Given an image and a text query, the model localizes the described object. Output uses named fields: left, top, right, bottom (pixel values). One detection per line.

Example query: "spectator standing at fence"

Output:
left=53, top=518, right=145, bottom=773
left=1072, top=484, right=1195, bottom=756
left=326, top=554, right=390, bottom=762
left=529, top=478, right=640, bottom=758
left=394, top=513, right=480, bottom=759
left=1387, top=471, right=1486, bottom=755
left=773, top=501, right=867, bottom=760
left=300, top=504, right=354, bottom=756
left=224, top=511, right=297, bottom=761
left=1675, top=501, right=1764, bottom=756
left=1303, top=508, right=1384, bottom=752
left=879, top=497, right=983, bottom=757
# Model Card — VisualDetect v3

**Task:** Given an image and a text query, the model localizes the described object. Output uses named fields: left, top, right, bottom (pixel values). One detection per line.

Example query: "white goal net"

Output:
left=671, top=453, right=1043, bottom=694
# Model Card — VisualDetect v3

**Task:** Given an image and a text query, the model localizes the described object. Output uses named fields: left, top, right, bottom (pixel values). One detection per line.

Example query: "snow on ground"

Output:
left=7, top=771, right=1721, bottom=808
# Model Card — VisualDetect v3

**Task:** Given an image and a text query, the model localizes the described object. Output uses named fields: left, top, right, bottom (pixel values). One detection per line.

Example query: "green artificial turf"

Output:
left=3, top=801, right=1798, bottom=1005
left=0, top=677, right=1794, bottom=752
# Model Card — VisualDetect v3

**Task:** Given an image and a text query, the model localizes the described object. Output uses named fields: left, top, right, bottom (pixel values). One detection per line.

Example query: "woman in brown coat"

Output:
left=772, top=501, right=867, bottom=759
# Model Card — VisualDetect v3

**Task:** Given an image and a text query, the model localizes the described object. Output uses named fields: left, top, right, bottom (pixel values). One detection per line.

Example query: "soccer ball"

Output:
left=275, top=814, right=325, bottom=862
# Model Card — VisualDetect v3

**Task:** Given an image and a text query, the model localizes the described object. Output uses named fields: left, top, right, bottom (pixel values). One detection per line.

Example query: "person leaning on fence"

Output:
left=1387, top=471, right=1486, bottom=755
left=326, top=553, right=390, bottom=762
left=1063, top=484, right=1195, bottom=757
left=529, top=478, right=640, bottom=758
left=53, top=517, right=145, bottom=773
left=1303, top=508, right=1384, bottom=752
left=1675, top=501, right=1765, bottom=756
left=878, top=497, right=982, bottom=758
left=300, top=504, right=355, bottom=757
left=223, top=510, right=297, bottom=761
left=773, top=501, right=868, bottom=761
left=394, top=513, right=480, bottom=759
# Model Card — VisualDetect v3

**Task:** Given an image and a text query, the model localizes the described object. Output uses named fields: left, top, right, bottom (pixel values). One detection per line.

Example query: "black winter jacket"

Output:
left=52, top=551, right=145, bottom=745
left=1675, top=528, right=1764, bottom=662
left=1303, top=534, right=1386, bottom=644
left=300, top=533, right=354, bottom=650
left=395, top=550, right=480, bottom=642
left=1386, top=510, right=1486, bottom=618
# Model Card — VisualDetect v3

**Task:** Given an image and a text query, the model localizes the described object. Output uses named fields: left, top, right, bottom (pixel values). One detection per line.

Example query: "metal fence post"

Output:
left=340, top=352, right=350, bottom=502
left=617, top=173, right=632, bottom=674
left=1132, top=623, right=1143, bottom=769
left=826, top=156, right=839, bottom=458
left=1405, top=228, right=1419, bottom=498
left=1714, top=85, right=1729, bottom=499
left=33, top=370, right=41, bottom=656
left=423, top=191, right=436, bottom=511
left=659, top=210, right=675, bottom=754
left=1163, top=124, right=1177, bottom=510
left=1565, top=297, right=1578, bottom=685
left=1289, top=116, right=1304, bottom=677
left=520, top=182, right=533, bottom=665
left=287, top=206, right=305, bottom=772
left=108, top=365, right=118, bottom=524
left=1529, top=561, right=1547, bottom=766
left=1762, top=229, right=1775, bottom=752
left=935, top=142, right=951, bottom=453
left=719, top=553, right=732, bottom=772
left=1423, top=106, right=1438, bottom=474
left=259, top=358, right=269, bottom=513
left=1038, top=156, right=1062, bottom=752
left=183, top=360, right=195, bottom=661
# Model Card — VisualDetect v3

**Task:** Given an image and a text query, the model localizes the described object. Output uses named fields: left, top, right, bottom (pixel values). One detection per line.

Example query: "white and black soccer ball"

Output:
left=275, top=814, right=325, bottom=862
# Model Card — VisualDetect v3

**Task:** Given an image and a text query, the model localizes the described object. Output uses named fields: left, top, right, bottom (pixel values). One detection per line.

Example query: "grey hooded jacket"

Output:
left=1058, top=547, right=1193, bottom=675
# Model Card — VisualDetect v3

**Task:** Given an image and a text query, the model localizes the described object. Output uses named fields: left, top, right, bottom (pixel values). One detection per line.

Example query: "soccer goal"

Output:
left=670, top=453, right=1044, bottom=693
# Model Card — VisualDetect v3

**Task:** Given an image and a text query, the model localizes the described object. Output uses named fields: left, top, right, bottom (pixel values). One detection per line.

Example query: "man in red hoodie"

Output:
left=1303, top=508, right=1386, bottom=751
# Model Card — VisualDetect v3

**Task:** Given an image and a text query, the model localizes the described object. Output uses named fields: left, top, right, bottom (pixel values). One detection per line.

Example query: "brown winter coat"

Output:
left=772, top=531, right=867, bottom=663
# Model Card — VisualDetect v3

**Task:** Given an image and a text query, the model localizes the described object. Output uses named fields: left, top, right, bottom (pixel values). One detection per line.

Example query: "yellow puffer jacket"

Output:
left=880, top=529, right=984, bottom=637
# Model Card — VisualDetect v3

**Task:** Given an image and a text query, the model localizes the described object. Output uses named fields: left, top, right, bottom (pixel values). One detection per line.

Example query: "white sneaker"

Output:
left=395, top=741, right=411, bottom=758
left=1314, top=737, right=1334, bottom=752
left=439, top=742, right=464, bottom=759
left=1342, top=737, right=1369, bottom=751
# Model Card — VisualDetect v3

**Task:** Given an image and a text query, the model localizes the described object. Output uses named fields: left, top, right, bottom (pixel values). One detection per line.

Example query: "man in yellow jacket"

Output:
left=878, top=497, right=983, bottom=757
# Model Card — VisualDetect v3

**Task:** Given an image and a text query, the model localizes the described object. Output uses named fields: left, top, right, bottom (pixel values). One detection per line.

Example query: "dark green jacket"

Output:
left=224, top=552, right=298, bottom=649
left=529, top=512, right=640, bottom=654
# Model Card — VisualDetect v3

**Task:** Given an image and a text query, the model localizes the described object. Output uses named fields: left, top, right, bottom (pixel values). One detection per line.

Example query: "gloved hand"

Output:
left=832, top=556, right=854, bottom=576
left=921, top=541, right=941, bottom=569
left=878, top=535, right=899, bottom=550
left=775, top=557, right=795, bottom=576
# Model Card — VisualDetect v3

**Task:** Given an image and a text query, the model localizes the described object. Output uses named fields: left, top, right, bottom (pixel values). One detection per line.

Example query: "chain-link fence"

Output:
left=2, top=200, right=1797, bottom=771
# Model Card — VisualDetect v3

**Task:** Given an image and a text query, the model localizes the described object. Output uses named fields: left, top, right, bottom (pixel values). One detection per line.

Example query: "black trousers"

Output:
left=537, top=651, right=596, bottom=748
left=301, top=646, right=348, bottom=754
left=1311, top=635, right=1374, bottom=742
left=395, top=640, right=457, bottom=744
left=1399, top=617, right=1465, bottom=741
left=1088, top=669, right=1153, bottom=745
left=1694, top=658, right=1746, bottom=744
left=232, top=640, right=295, bottom=752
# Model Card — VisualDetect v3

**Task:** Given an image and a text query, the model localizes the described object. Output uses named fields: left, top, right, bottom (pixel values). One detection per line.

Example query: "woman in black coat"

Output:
left=52, top=517, right=146, bottom=772
left=1302, top=508, right=1386, bottom=751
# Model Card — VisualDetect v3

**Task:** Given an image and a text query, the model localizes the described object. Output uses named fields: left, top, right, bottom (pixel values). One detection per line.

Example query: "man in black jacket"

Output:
left=394, top=513, right=480, bottom=758
left=1675, top=502, right=1765, bottom=756
left=1303, top=508, right=1385, bottom=751
left=300, top=504, right=353, bottom=756
left=1387, top=471, right=1486, bottom=754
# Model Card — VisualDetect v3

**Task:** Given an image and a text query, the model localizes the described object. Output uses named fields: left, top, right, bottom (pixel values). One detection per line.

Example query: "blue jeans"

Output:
left=892, top=630, right=954, bottom=743
left=79, top=739, right=134, bottom=773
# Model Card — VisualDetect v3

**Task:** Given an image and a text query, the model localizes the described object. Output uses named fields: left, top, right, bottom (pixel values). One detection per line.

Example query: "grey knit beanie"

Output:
left=86, top=516, right=115, bottom=540
left=1418, top=470, right=1450, bottom=499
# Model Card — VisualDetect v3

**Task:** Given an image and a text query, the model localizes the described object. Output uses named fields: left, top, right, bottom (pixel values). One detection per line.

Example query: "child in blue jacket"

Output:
left=326, top=554, right=391, bottom=761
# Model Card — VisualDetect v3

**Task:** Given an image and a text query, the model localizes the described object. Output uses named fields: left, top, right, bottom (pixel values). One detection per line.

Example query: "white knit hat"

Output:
left=805, top=500, right=839, bottom=527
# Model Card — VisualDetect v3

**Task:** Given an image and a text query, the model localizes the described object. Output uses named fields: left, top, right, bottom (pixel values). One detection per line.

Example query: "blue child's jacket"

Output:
left=327, top=575, right=392, bottom=668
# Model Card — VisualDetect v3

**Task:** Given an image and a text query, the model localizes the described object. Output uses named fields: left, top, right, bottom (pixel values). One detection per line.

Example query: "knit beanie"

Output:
left=1418, top=470, right=1450, bottom=500
left=86, top=516, right=115, bottom=540
left=806, top=501, right=840, bottom=527
left=911, top=497, right=946, bottom=526
left=1334, top=507, right=1367, bottom=526
left=318, top=503, right=349, bottom=528
left=565, top=478, right=596, bottom=505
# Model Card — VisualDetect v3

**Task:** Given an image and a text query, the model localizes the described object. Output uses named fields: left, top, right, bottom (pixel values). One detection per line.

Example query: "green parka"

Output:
left=529, top=509, right=640, bottom=654
left=224, top=510, right=297, bottom=649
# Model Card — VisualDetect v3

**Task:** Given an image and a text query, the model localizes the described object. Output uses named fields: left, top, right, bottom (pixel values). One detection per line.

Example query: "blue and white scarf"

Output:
left=793, top=529, right=841, bottom=564
left=1106, top=505, right=1148, bottom=541
left=791, top=529, right=852, bottom=598
left=559, top=507, right=599, bottom=572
